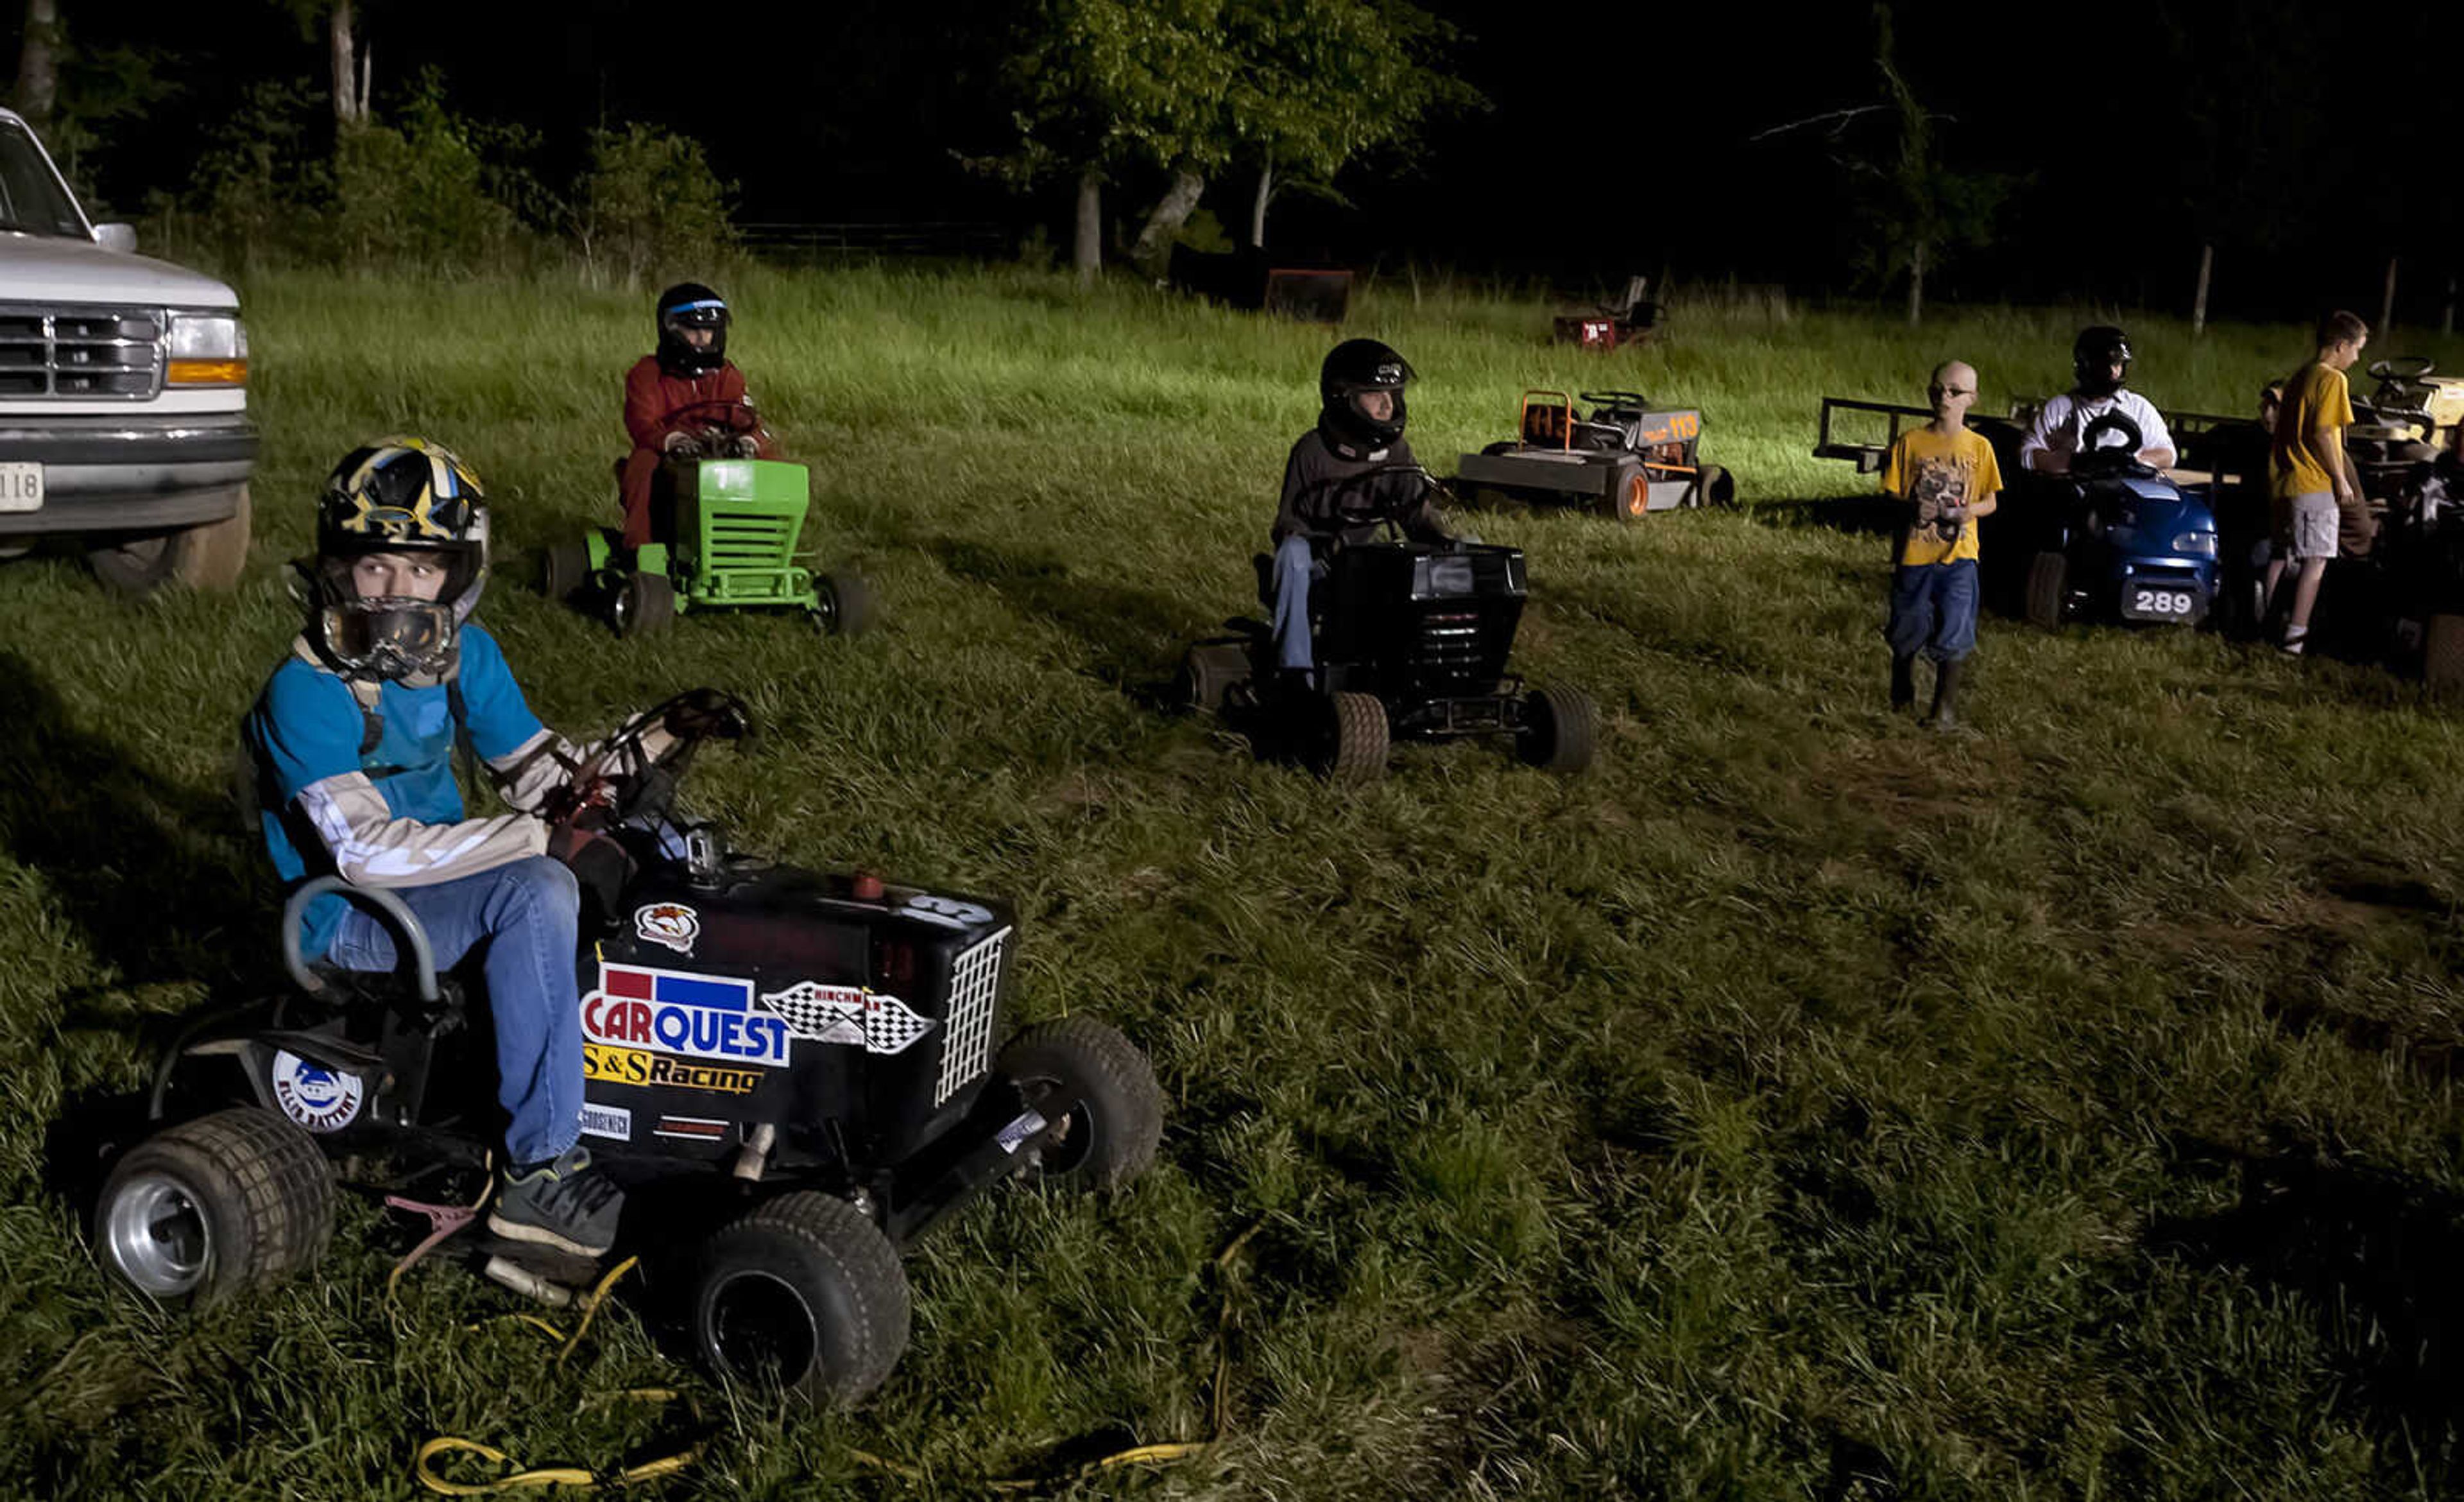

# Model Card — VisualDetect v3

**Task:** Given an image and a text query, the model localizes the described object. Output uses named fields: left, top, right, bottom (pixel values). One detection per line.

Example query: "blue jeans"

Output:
left=326, top=856, right=583, bottom=1166
left=1886, top=560, right=1980, bottom=662
left=1270, top=535, right=1324, bottom=671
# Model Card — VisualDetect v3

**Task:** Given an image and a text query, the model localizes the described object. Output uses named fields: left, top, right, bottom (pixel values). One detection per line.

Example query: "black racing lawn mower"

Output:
left=90, top=692, right=1164, bottom=1409
left=1174, top=467, right=1596, bottom=781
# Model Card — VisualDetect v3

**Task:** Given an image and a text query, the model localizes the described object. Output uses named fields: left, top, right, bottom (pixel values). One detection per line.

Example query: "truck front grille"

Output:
left=934, top=926, right=1010, bottom=1106
left=0, top=306, right=161, bottom=399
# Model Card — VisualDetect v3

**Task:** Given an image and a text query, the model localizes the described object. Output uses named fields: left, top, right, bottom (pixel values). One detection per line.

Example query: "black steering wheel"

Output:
left=1297, top=462, right=1451, bottom=539
left=1578, top=390, right=1651, bottom=411
left=2368, top=356, right=2436, bottom=383
left=2073, top=411, right=2149, bottom=477
left=551, top=688, right=757, bottom=831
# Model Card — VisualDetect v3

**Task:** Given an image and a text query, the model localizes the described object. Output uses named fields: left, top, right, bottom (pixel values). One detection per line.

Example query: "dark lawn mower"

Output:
left=92, top=692, right=1163, bottom=1409
left=1174, top=468, right=1596, bottom=782
left=1456, top=389, right=1734, bottom=521
left=2003, top=413, right=2221, bottom=630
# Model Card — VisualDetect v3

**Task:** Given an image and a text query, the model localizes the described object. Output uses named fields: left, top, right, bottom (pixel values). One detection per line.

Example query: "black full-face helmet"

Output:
left=1318, top=337, right=1414, bottom=451
left=655, top=281, right=730, bottom=379
left=2073, top=325, right=2132, bottom=398
left=305, top=438, right=490, bottom=682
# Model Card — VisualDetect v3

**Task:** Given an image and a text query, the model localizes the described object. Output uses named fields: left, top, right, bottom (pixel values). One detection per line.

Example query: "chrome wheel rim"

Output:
left=105, top=1172, right=210, bottom=1296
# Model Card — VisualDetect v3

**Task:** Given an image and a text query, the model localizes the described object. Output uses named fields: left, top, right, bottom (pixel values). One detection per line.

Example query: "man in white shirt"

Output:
left=2017, top=325, right=2178, bottom=473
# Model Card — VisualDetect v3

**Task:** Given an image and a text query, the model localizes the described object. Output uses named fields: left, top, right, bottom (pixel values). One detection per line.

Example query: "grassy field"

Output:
left=6, top=265, right=2464, bottom=1499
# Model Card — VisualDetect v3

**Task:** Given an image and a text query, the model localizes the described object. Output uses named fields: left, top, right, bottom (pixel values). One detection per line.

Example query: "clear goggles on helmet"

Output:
left=316, top=596, right=459, bottom=680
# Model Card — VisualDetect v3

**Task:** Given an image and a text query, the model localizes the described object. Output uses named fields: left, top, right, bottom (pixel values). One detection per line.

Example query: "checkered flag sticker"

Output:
left=758, top=981, right=936, bottom=1055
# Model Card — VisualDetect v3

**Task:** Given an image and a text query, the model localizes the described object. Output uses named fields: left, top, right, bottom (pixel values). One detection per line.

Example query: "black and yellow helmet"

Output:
left=305, top=438, right=490, bottom=681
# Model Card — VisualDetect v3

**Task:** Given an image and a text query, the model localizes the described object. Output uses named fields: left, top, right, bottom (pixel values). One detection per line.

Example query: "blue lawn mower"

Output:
left=2010, top=413, right=2221, bottom=630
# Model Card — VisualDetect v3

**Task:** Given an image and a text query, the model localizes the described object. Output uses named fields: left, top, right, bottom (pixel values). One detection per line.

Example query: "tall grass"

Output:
left=3, top=265, right=2461, bottom=1498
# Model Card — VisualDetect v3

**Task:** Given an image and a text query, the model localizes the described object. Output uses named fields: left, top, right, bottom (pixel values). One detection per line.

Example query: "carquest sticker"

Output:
left=579, top=962, right=791, bottom=1066
left=755, top=980, right=936, bottom=1055
left=579, top=1102, right=633, bottom=1142
left=633, top=901, right=701, bottom=954
left=653, top=1116, right=729, bottom=1143
left=585, top=1043, right=764, bottom=1095
left=270, top=1049, right=364, bottom=1133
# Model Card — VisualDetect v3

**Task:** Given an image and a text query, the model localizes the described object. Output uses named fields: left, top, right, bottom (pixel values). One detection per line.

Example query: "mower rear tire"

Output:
left=1517, top=684, right=1596, bottom=773
left=2025, top=551, right=2069, bottom=630
left=93, top=1107, right=334, bottom=1306
left=1604, top=461, right=1650, bottom=522
left=2426, top=614, right=2464, bottom=690
left=814, top=572, right=878, bottom=637
left=995, top=1016, right=1165, bottom=1193
left=541, top=541, right=589, bottom=603
left=1313, top=691, right=1389, bottom=782
left=1695, top=464, right=1736, bottom=510
left=613, top=571, right=674, bottom=638
left=691, top=1191, right=911, bottom=1409
left=1174, top=642, right=1250, bottom=713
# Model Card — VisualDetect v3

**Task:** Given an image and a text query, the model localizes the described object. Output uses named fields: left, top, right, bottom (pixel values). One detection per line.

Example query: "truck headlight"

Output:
left=166, top=313, right=248, bottom=386
left=2173, top=531, right=2218, bottom=556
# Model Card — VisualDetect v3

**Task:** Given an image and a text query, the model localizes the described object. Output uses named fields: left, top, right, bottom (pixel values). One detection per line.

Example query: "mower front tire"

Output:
left=1313, top=691, right=1389, bottom=782
left=541, top=541, right=590, bottom=603
left=1605, top=461, right=1650, bottom=522
left=1175, top=642, right=1251, bottom=714
left=613, top=571, right=674, bottom=638
left=93, top=1107, right=334, bottom=1307
left=1517, top=684, right=1596, bottom=774
left=691, top=1191, right=911, bottom=1409
left=813, top=572, right=878, bottom=637
left=995, top=1016, right=1165, bottom=1193
left=2024, top=551, right=2069, bottom=630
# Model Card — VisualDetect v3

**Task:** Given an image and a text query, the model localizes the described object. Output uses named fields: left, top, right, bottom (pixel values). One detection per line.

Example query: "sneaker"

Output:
left=2279, top=625, right=2309, bottom=657
left=487, top=1146, right=624, bottom=1257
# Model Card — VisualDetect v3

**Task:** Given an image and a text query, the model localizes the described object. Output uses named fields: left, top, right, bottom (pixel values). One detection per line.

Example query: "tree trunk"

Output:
left=1906, top=238, right=1926, bottom=327
left=13, top=0, right=59, bottom=127
left=2191, top=241, right=2213, bottom=336
left=2380, top=254, right=2398, bottom=336
left=1249, top=160, right=1273, bottom=250
left=1130, top=166, right=1204, bottom=281
left=1072, top=169, right=1102, bottom=286
left=329, top=0, right=366, bottom=125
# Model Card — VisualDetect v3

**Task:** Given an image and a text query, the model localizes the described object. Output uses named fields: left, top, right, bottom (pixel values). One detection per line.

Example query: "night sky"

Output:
left=19, top=0, right=2461, bottom=322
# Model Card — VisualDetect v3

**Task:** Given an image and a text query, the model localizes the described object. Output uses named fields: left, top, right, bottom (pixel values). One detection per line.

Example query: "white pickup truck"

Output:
left=0, top=106, right=254, bottom=592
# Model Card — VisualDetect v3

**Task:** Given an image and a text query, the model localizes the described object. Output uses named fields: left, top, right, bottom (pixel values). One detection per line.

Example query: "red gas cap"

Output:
left=851, top=870, right=886, bottom=901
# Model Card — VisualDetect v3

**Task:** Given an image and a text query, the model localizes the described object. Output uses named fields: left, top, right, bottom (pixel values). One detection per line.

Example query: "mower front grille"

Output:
left=699, top=510, right=800, bottom=569
left=934, top=926, right=1009, bottom=1106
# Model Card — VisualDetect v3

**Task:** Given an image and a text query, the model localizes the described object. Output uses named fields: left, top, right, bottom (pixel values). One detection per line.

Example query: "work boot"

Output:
left=1889, top=654, right=1917, bottom=712
left=1924, top=659, right=1965, bottom=730
left=488, top=1145, right=624, bottom=1258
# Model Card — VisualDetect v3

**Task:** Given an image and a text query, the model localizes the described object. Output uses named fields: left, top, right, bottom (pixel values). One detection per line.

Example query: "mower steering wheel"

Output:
left=2368, top=356, right=2436, bottom=383
left=2075, top=411, right=2146, bottom=469
left=558, top=688, right=757, bottom=830
left=1578, top=390, right=1651, bottom=411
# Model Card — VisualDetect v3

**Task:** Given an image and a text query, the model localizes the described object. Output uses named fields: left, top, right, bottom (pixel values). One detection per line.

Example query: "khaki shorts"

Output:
left=2272, top=492, right=2338, bottom=561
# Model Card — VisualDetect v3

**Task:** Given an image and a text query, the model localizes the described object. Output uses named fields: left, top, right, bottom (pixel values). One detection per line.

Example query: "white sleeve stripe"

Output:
left=298, top=780, right=495, bottom=881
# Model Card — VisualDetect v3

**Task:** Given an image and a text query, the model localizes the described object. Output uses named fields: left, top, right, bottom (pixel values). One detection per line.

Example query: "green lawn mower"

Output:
left=542, top=449, right=876, bottom=640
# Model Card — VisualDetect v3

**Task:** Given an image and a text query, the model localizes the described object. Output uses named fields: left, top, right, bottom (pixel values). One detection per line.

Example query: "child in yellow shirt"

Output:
left=1880, top=361, right=2003, bottom=727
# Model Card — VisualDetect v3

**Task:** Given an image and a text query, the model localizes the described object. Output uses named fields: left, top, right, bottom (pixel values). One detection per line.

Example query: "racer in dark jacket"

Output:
left=1269, top=339, right=1451, bottom=677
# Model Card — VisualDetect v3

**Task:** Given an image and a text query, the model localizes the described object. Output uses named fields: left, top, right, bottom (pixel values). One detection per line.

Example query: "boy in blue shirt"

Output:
left=244, top=439, right=639, bottom=1258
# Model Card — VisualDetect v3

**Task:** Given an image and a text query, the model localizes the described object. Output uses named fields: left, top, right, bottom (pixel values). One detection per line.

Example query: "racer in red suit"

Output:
left=619, top=282, right=779, bottom=548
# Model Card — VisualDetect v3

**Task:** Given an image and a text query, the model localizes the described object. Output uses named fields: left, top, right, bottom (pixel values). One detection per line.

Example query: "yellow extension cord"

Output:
left=406, top=1220, right=1266, bottom=1494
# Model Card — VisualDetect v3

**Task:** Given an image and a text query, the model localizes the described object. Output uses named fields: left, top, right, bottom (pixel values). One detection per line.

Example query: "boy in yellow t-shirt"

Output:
left=2262, top=309, right=2369, bottom=655
left=1879, top=360, right=2003, bottom=727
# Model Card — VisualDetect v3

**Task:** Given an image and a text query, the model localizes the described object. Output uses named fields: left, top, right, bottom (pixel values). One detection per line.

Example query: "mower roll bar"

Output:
left=282, top=876, right=441, bottom=1005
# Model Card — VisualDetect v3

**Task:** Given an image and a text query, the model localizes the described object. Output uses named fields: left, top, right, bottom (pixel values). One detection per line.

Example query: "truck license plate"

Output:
left=0, top=463, right=41, bottom=512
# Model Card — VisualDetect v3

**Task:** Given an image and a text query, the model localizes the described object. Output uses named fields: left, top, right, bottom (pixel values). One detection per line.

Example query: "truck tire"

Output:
left=691, top=1191, right=911, bottom=1409
left=2025, top=551, right=2069, bottom=630
left=92, top=1107, right=334, bottom=1306
left=87, top=487, right=253, bottom=594
left=995, top=1016, right=1165, bottom=1192
left=1517, top=684, right=1596, bottom=773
